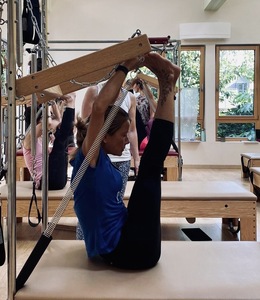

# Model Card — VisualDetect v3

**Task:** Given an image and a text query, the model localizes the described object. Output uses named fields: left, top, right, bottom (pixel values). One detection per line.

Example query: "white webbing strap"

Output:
left=43, top=88, right=128, bottom=238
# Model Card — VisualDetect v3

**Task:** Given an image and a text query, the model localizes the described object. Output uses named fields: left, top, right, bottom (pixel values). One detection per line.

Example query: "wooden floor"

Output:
left=0, top=168, right=259, bottom=300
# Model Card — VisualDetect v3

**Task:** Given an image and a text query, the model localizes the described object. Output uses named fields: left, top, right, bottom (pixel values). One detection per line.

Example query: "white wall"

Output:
left=5, top=0, right=260, bottom=167
left=45, top=0, right=260, bottom=167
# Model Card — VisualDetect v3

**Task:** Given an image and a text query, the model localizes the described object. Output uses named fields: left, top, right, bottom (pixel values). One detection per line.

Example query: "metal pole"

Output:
left=48, top=39, right=124, bottom=44
left=15, top=0, right=23, bottom=67
left=48, top=38, right=179, bottom=44
left=0, top=31, right=2, bottom=156
left=41, top=0, right=49, bottom=231
left=7, top=0, right=17, bottom=299
left=30, top=53, right=37, bottom=156
left=176, top=42, right=183, bottom=181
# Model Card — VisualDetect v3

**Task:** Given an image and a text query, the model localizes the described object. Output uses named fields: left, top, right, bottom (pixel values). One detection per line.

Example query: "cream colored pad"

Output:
left=241, top=153, right=260, bottom=178
left=0, top=181, right=257, bottom=240
left=15, top=240, right=260, bottom=300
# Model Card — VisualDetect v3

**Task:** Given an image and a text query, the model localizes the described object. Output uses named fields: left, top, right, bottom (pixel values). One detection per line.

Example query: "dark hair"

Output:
left=105, top=105, right=130, bottom=135
left=132, top=78, right=144, bottom=90
left=72, top=105, right=130, bottom=158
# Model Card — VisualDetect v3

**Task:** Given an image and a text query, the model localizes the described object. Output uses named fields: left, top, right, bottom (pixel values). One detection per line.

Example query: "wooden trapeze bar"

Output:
left=16, top=35, right=151, bottom=103
left=136, top=73, right=159, bottom=88
left=1, top=95, right=32, bottom=107
left=37, top=65, right=116, bottom=103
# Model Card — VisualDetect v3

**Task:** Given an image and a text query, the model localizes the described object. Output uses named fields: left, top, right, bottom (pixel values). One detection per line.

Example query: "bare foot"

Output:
left=144, top=52, right=180, bottom=86
left=61, top=92, right=76, bottom=108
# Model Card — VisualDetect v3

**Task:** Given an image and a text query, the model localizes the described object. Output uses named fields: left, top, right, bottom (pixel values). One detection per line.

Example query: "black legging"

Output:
left=135, top=109, right=147, bottom=149
left=40, top=107, right=75, bottom=190
left=101, top=118, right=173, bottom=269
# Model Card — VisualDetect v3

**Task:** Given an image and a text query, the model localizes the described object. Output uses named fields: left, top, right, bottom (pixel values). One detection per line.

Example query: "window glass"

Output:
left=218, top=49, right=254, bottom=117
left=216, top=46, right=259, bottom=141
left=178, top=47, right=205, bottom=140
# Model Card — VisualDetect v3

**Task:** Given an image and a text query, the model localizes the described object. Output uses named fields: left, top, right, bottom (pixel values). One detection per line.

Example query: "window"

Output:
left=178, top=46, right=205, bottom=141
left=215, top=45, right=260, bottom=141
left=132, top=46, right=205, bottom=141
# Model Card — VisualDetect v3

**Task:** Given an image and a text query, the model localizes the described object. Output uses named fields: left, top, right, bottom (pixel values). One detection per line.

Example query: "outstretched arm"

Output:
left=23, top=122, right=43, bottom=150
left=82, top=58, right=141, bottom=167
left=81, top=87, right=98, bottom=119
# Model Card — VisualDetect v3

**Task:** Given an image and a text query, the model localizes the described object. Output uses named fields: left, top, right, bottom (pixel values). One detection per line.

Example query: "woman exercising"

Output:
left=71, top=53, right=180, bottom=269
left=23, top=93, right=75, bottom=190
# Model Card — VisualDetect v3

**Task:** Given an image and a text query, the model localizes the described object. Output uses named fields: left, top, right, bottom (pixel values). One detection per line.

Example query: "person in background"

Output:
left=130, top=78, right=157, bottom=148
left=71, top=53, right=180, bottom=269
left=23, top=93, right=76, bottom=190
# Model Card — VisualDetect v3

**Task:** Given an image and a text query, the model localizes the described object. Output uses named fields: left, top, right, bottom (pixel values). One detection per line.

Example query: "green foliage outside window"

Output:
left=218, top=48, right=256, bottom=139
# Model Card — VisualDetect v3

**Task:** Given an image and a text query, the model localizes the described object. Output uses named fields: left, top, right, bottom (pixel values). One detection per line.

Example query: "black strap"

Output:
left=171, top=139, right=179, bottom=153
left=241, top=156, right=250, bottom=177
left=22, top=0, right=41, bottom=45
left=249, top=170, right=260, bottom=198
left=16, top=234, right=52, bottom=291
left=0, top=205, right=6, bottom=266
left=249, top=169, right=254, bottom=186
left=28, top=181, right=42, bottom=227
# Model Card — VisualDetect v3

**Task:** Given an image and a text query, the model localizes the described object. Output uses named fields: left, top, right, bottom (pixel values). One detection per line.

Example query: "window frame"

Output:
left=215, top=45, right=260, bottom=140
left=180, top=45, right=205, bottom=133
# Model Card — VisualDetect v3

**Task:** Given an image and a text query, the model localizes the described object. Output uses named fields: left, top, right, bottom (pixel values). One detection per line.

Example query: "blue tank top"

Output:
left=71, top=148, right=127, bottom=258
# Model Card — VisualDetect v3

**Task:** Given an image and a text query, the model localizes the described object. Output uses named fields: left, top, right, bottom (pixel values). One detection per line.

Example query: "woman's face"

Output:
left=103, top=120, right=130, bottom=156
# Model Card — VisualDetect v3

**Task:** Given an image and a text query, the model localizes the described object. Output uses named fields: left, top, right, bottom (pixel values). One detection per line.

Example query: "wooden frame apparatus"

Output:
left=16, top=35, right=151, bottom=103
left=136, top=73, right=159, bottom=89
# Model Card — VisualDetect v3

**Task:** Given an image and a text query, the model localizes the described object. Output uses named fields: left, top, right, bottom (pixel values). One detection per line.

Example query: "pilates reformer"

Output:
left=15, top=64, right=152, bottom=292
left=4, top=44, right=254, bottom=300
left=14, top=33, right=161, bottom=294
left=2, top=2, right=260, bottom=300
left=249, top=166, right=260, bottom=199
left=0, top=179, right=257, bottom=239
left=14, top=240, right=260, bottom=300
left=4, top=10, right=153, bottom=296
left=241, top=152, right=260, bottom=178
left=3, top=40, right=259, bottom=300
left=4, top=3, right=180, bottom=298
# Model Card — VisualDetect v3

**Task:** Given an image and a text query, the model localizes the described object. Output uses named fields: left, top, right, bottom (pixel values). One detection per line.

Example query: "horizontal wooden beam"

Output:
left=136, top=73, right=159, bottom=88
left=36, top=65, right=114, bottom=104
left=1, top=95, right=32, bottom=106
left=16, top=35, right=151, bottom=99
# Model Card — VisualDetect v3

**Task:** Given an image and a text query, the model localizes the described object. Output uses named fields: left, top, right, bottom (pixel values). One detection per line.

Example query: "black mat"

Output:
left=182, top=228, right=212, bottom=241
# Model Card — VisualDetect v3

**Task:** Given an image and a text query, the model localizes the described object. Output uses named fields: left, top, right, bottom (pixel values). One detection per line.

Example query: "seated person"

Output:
left=71, top=53, right=181, bottom=269
left=22, top=93, right=76, bottom=190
